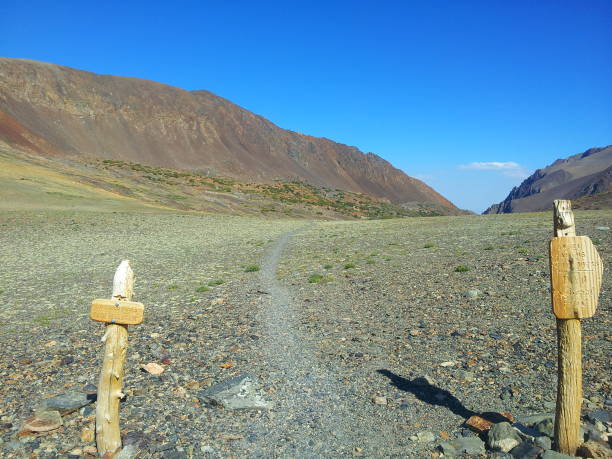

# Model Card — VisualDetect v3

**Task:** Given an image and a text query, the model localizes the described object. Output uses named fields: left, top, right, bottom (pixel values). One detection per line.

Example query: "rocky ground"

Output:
left=0, top=209, right=610, bottom=458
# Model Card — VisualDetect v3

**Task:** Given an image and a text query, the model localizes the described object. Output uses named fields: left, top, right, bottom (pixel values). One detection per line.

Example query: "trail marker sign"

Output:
left=549, top=235, right=603, bottom=319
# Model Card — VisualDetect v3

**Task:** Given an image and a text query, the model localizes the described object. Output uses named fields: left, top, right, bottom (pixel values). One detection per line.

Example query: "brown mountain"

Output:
left=0, top=58, right=460, bottom=213
left=484, top=145, right=612, bottom=214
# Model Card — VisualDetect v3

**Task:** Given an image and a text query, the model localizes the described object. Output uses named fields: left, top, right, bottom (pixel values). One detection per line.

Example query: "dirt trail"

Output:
left=254, top=226, right=397, bottom=457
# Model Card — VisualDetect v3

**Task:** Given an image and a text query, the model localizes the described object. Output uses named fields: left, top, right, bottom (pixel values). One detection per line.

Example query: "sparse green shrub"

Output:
left=168, top=284, right=179, bottom=290
left=208, top=279, right=224, bottom=286
left=323, top=264, right=333, bottom=269
left=484, top=245, right=494, bottom=250
left=423, top=243, right=434, bottom=248
left=195, top=285, right=209, bottom=293
left=344, top=263, right=356, bottom=269
left=308, top=274, right=334, bottom=283
left=454, top=265, right=470, bottom=272
left=245, top=265, right=260, bottom=272
left=366, top=260, right=375, bottom=264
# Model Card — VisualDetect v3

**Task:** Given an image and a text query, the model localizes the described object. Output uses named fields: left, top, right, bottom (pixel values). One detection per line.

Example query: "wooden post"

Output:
left=92, top=260, right=144, bottom=457
left=550, top=200, right=603, bottom=455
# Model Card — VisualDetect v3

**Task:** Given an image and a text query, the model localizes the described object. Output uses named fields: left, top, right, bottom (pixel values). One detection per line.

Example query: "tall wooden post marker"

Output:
left=90, top=260, right=144, bottom=457
left=549, top=200, right=603, bottom=455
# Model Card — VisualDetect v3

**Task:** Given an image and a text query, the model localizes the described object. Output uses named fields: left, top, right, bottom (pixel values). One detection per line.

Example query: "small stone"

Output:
left=38, top=391, right=94, bottom=414
left=372, top=396, right=387, bottom=405
left=80, top=428, right=94, bottom=443
left=540, top=449, right=575, bottom=458
left=409, top=329, right=421, bottom=336
left=140, top=362, right=165, bottom=375
left=465, top=289, right=480, bottom=298
left=198, top=373, right=272, bottom=410
left=416, top=431, right=435, bottom=442
left=83, top=445, right=97, bottom=455
left=534, top=435, right=551, bottom=450
left=586, top=409, right=612, bottom=424
left=440, top=361, right=455, bottom=367
left=465, top=412, right=514, bottom=433
left=509, top=441, right=543, bottom=458
left=69, top=448, right=83, bottom=456
left=577, top=440, right=612, bottom=458
left=438, top=437, right=485, bottom=456
left=200, top=445, right=215, bottom=453
left=487, top=422, right=521, bottom=452
left=533, top=418, right=554, bottom=437
left=115, top=444, right=140, bottom=458
left=595, top=226, right=610, bottom=231
left=22, top=410, right=63, bottom=432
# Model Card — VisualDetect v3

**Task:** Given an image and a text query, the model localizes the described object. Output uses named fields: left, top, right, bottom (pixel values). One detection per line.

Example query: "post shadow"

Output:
left=377, top=369, right=481, bottom=420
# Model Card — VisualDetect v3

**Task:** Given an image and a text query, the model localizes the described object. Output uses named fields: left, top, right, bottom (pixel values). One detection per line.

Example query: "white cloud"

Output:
left=458, top=161, right=531, bottom=179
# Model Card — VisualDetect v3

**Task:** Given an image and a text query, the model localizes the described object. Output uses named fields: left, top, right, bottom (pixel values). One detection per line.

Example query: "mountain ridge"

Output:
left=0, top=57, right=462, bottom=214
left=484, top=145, right=612, bottom=214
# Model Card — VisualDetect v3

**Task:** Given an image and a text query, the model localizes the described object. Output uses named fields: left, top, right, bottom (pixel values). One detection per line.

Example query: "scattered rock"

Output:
left=595, top=226, right=610, bottom=231
left=439, top=361, right=455, bottom=367
left=540, top=449, right=574, bottom=458
left=438, top=436, right=485, bottom=456
left=465, top=289, right=480, bottom=298
left=415, top=431, right=435, bottom=442
left=577, top=440, right=612, bottom=458
left=38, top=391, right=94, bottom=414
left=140, top=362, right=165, bottom=375
left=487, top=422, right=521, bottom=452
left=80, top=428, right=95, bottom=443
left=22, top=410, right=63, bottom=433
left=198, top=373, right=272, bottom=410
left=508, top=440, right=543, bottom=458
left=372, top=396, right=388, bottom=405
left=533, top=417, right=555, bottom=438
left=534, top=435, right=551, bottom=450
left=586, top=409, right=612, bottom=424
left=83, top=445, right=97, bottom=455
left=465, top=412, right=514, bottom=433
left=115, top=444, right=140, bottom=458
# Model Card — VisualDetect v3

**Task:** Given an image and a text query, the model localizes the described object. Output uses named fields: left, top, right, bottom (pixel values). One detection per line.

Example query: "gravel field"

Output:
left=0, top=209, right=610, bottom=458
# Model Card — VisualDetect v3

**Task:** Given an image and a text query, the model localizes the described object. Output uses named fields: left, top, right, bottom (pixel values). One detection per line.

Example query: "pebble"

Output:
left=22, top=410, right=63, bottom=433
left=487, top=422, right=521, bottom=452
left=540, top=449, right=574, bottom=458
left=438, top=436, right=485, bottom=456
left=37, top=391, right=94, bottom=414
left=198, top=373, right=272, bottom=410
left=415, top=431, right=435, bottom=442
left=372, top=396, right=388, bottom=405
left=465, top=289, right=480, bottom=298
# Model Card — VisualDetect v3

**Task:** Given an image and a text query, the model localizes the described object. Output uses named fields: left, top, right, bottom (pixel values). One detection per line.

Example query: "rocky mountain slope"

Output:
left=484, top=146, right=612, bottom=214
left=0, top=58, right=461, bottom=214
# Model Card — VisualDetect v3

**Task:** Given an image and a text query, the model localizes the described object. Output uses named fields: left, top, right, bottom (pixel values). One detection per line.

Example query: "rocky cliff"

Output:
left=484, top=146, right=612, bottom=214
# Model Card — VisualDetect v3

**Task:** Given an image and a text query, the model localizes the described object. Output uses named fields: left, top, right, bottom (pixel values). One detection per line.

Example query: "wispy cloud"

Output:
left=458, top=161, right=531, bottom=179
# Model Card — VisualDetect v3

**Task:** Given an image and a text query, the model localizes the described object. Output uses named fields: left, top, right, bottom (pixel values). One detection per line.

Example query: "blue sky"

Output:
left=1, top=0, right=611, bottom=212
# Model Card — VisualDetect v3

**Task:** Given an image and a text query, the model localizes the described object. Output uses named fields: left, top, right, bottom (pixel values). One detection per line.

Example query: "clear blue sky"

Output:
left=1, top=0, right=611, bottom=212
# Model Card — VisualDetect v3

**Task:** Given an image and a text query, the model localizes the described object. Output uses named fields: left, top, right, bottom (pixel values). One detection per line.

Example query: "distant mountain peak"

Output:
left=484, top=146, right=612, bottom=214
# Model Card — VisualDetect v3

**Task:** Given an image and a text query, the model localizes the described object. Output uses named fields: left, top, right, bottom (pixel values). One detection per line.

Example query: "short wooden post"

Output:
left=91, top=260, right=144, bottom=456
left=550, top=200, right=603, bottom=455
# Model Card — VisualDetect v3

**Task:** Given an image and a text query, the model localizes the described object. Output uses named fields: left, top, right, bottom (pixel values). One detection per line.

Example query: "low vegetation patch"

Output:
left=423, top=242, right=435, bottom=248
left=168, top=284, right=179, bottom=290
left=308, top=273, right=334, bottom=283
left=195, top=285, right=210, bottom=293
left=207, top=279, right=224, bottom=286
left=454, top=265, right=470, bottom=272
left=323, top=264, right=333, bottom=269
left=344, top=263, right=356, bottom=269
left=245, top=265, right=260, bottom=272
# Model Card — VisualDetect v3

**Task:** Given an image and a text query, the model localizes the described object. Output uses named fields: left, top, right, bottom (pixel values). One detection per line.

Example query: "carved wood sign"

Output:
left=549, top=236, right=603, bottom=319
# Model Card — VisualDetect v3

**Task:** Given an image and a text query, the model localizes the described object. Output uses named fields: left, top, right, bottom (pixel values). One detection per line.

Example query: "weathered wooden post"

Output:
left=90, top=260, right=144, bottom=456
left=549, top=200, right=603, bottom=455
